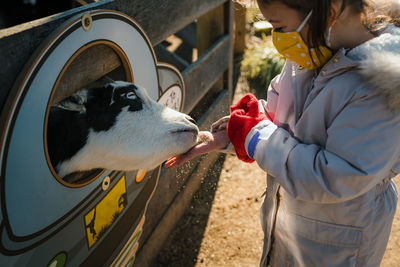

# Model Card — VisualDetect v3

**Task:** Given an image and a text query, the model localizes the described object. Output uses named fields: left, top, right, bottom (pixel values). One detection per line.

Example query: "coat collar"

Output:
left=305, top=25, right=400, bottom=112
left=348, top=24, right=400, bottom=111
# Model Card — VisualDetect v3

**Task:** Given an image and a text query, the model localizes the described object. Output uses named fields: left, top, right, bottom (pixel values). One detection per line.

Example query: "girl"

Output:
left=166, top=0, right=400, bottom=266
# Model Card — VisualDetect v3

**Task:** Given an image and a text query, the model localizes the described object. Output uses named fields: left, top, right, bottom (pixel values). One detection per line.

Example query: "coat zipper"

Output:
left=294, top=69, right=318, bottom=123
left=262, top=186, right=281, bottom=266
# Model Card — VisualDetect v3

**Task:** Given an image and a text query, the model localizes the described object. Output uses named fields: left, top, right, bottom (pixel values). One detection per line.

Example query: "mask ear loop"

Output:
left=326, top=6, right=338, bottom=49
left=326, top=26, right=332, bottom=47
left=296, top=10, right=314, bottom=67
left=296, top=10, right=313, bottom=32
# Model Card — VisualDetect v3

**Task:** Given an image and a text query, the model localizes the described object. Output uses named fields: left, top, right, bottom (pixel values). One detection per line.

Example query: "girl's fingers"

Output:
left=211, top=121, right=227, bottom=133
left=165, top=130, right=229, bottom=168
left=211, top=116, right=230, bottom=133
left=210, top=124, right=220, bottom=133
left=216, top=122, right=228, bottom=131
left=197, top=131, right=213, bottom=142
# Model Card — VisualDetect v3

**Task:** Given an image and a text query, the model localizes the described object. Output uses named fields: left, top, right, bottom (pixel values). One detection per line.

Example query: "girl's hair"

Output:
left=257, top=0, right=400, bottom=50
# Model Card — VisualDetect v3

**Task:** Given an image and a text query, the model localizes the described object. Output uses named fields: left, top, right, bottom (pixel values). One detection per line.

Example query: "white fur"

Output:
left=56, top=83, right=198, bottom=177
left=348, top=24, right=400, bottom=111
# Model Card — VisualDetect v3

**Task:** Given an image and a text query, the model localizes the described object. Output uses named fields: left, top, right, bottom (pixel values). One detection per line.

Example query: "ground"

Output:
left=155, top=72, right=400, bottom=267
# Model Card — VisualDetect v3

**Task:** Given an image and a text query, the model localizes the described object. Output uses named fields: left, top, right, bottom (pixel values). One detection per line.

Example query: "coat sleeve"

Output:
left=247, top=86, right=400, bottom=203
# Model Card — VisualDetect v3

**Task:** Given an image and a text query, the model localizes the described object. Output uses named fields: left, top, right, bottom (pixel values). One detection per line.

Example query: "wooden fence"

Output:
left=0, top=0, right=248, bottom=265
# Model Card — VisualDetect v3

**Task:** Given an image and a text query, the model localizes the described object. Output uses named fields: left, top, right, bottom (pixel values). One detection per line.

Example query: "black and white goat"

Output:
left=47, top=81, right=199, bottom=179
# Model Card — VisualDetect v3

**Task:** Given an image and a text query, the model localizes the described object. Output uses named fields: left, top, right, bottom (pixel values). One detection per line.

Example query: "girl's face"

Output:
left=257, top=1, right=310, bottom=43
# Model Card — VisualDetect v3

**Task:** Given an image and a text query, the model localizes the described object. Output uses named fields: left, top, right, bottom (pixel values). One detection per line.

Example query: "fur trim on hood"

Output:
left=347, top=25, right=400, bottom=111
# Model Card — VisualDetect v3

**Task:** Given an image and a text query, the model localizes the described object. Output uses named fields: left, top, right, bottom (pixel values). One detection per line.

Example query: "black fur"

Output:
left=47, top=106, right=89, bottom=171
left=47, top=83, right=144, bottom=171
left=86, top=84, right=143, bottom=131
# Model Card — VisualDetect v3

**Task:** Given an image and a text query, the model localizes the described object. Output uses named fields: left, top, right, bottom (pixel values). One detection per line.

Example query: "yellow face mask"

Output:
left=272, top=10, right=332, bottom=70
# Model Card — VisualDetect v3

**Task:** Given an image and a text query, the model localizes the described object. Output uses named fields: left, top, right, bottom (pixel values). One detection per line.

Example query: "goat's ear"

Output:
left=102, top=76, right=114, bottom=83
left=54, top=89, right=88, bottom=112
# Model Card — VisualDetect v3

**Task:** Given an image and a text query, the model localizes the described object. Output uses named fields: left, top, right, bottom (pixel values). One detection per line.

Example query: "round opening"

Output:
left=44, top=41, right=133, bottom=187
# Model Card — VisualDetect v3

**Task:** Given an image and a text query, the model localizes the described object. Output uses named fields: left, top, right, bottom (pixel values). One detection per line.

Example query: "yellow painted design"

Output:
left=135, top=169, right=147, bottom=183
left=84, top=176, right=127, bottom=248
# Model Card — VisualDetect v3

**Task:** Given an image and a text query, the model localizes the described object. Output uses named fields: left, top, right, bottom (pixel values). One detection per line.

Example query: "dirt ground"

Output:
left=155, top=73, right=400, bottom=267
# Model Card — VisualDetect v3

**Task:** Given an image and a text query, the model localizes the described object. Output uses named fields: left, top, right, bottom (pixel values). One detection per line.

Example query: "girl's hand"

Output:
left=210, top=115, right=230, bottom=133
left=165, top=130, right=230, bottom=168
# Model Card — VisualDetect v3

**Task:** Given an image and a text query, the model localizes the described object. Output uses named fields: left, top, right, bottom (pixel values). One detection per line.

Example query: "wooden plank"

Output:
left=23, top=31, right=230, bottom=106
left=136, top=89, right=230, bottom=266
left=0, top=0, right=114, bottom=111
left=113, top=0, right=227, bottom=45
left=52, top=44, right=122, bottom=104
left=0, top=0, right=228, bottom=112
left=197, top=4, right=225, bottom=97
left=182, top=34, right=230, bottom=114
left=225, top=0, right=235, bottom=102
left=174, top=22, right=197, bottom=49
left=38, top=29, right=232, bottom=106
left=154, top=44, right=189, bottom=72
left=197, top=5, right=225, bottom=56
left=234, top=2, right=246, bottom=54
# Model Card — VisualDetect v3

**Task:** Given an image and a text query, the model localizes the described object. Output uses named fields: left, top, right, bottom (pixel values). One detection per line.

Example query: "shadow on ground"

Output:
left=155, top=154, right=226, bottom=266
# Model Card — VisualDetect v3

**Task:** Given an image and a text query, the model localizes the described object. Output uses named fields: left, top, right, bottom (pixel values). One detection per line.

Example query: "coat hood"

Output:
left=347, top=25, right=400, bottom=111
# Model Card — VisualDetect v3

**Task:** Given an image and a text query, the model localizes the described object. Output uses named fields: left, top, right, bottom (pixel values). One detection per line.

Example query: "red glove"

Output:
left=227, top=94, right=268, bottom=162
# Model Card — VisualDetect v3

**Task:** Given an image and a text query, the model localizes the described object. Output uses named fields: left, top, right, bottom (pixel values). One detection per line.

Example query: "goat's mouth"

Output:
left=171, top=128, right=199, bottom=134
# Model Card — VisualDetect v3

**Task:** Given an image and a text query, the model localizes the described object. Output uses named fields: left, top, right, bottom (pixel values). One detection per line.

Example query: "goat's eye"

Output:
left=125, top=92, right=137, bottom=100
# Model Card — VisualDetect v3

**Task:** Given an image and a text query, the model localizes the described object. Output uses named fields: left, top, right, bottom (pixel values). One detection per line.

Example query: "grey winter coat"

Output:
left=244, top=25, right=400, bottom=267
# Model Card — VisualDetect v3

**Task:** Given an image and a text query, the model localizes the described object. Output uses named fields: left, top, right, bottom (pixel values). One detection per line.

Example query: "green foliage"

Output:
left=246, top=6, right=264, bottom=24
left=241, top=34, right=286, bottom=88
